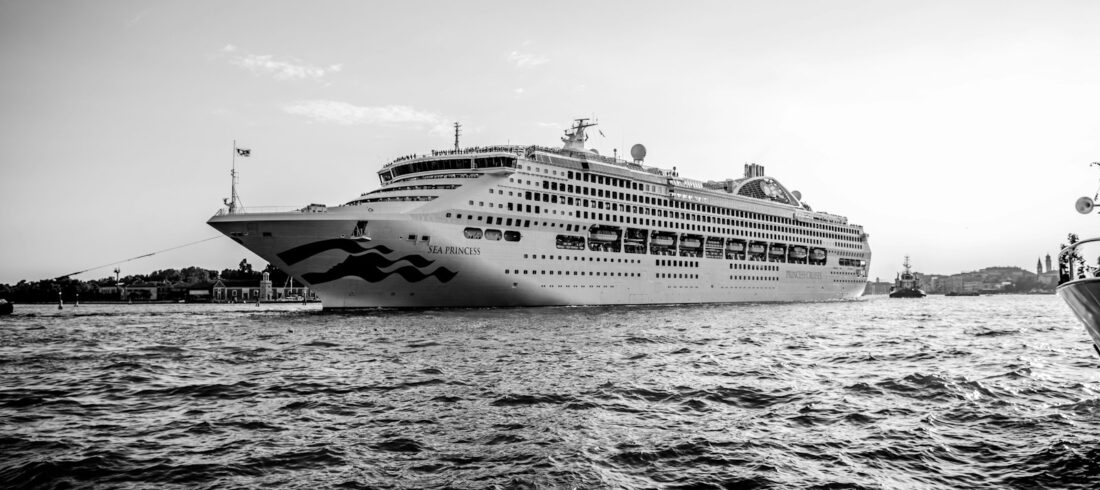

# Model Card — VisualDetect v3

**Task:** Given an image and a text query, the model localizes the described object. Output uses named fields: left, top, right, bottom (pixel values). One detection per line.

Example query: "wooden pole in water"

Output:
left=57, top=291, right=62, bottom=310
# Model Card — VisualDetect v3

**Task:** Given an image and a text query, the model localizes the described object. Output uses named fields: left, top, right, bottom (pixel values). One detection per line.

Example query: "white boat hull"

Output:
left=209, top=208, right=867, bottom=309
left=1057, top=278, right=1100, bottom=352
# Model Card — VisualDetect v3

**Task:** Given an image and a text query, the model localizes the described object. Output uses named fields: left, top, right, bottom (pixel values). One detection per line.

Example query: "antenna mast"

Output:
left=453, top=122, right=461, bottom=151
left=226, top=139, right=241, bottom=214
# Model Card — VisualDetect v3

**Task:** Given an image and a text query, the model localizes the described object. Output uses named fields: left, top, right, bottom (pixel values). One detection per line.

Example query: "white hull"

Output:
left=209, top=208, right=867, bottom=308
left=1057, top=278, right=1100, bottom=351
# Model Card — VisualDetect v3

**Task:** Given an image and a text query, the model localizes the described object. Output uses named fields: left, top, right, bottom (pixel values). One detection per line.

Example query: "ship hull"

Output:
left=1056, top=278, right=1100, bottom=353
left=889, top=288, right=926, bottom=298
left=208, top=210, right=868, bottom=309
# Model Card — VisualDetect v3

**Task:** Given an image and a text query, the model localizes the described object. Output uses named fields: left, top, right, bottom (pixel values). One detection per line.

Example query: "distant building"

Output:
left=863, top=277, right=893, bottom=295
left=211, top=272, right=316, bottom=303
left=121, top=281, right=159, bottom=301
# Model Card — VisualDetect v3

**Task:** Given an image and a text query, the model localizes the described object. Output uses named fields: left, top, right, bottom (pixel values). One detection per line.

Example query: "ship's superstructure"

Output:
left=208, top=119, right=872, bottom=308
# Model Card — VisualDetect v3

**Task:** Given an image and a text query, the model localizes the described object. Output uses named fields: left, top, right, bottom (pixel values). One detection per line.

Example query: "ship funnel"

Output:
left=744, top=163, right=765, bottom=178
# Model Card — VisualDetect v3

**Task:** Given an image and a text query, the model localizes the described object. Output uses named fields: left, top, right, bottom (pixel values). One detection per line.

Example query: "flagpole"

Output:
left=230, top=139, right=238, bottom=213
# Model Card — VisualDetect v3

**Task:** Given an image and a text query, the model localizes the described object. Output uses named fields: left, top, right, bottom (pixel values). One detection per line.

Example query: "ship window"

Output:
left=407, top=234, right=417, bottom=241
left=464, top=227, right=483, bottom=239
left=485, top=229, right=502, bottom=241
left=505, top=231, right=522, bottom=241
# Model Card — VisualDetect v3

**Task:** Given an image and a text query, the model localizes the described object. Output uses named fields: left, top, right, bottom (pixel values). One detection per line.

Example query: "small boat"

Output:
left=0, top=299, right=12, bottom=316
left=945, top=291, right=980, bottom=297
left=811, top=248, right=827, bottom=261
left=589, top=226, right=620, bottom=242
left=889, top=255, right=926, bottom=298
left=789, top=246, right=809, bottom=259
left=748, top=243, right=766, bottom=255
left=680, top=237, right=702, bottom=248
left=651, top=234, right=675, bottom=247
left=1057, top=180, right=1100, bottom=357
left=726, top=239, right=746, bottom=252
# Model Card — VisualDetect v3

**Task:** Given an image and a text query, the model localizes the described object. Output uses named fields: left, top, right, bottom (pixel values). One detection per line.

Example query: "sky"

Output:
left=2, top=0, right=1099, bottom=284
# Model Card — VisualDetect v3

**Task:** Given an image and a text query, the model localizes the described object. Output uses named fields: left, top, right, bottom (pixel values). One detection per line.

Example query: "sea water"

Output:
left=1, top=295, right=1099, bottom=488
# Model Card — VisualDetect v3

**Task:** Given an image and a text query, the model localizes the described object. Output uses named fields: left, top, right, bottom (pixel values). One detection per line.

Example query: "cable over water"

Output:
left=51, top=235, right=223, bottom=280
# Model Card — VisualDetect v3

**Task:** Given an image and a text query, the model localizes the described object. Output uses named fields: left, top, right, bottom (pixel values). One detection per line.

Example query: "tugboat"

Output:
left=889, top=256, right=926, bottom=298
left=1057, top=162, right=1100, bottom=357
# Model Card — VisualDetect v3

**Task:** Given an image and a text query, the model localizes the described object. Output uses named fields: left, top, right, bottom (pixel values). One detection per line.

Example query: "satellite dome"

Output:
left=1077, top=196, right=1095, bottom=214
left=792, top=190, right=802, bottom=201
left=630, top=144, right=646, bottom=161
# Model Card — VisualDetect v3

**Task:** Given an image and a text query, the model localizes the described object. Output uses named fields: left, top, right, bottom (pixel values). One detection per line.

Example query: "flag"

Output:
left=598, top=130, right=605, bottom=137
left=236, top=148, right=251, bottom=157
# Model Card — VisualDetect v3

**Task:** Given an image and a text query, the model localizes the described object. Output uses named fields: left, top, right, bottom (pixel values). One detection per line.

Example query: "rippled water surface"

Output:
left=2, top=296, right=1100, bottom=488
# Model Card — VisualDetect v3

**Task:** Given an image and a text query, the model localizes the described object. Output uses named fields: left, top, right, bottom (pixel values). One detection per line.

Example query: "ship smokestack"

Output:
left=744, top=163, right=765, bottom=178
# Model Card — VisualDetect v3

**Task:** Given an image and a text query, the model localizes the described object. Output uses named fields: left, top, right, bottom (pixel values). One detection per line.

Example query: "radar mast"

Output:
left=561, top=118, right=597, bottom=152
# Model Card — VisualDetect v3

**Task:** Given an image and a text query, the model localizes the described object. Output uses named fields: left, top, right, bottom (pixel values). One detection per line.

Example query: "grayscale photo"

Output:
left=2, top=1, right=1100, bottom=488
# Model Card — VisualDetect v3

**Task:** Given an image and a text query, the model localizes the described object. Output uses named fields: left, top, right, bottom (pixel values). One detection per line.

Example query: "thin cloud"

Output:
left=223, top=46, right=341, bottom=81
left=284, top=100, right=447, bottom=132
left=507, top=50, right=548, bottom=68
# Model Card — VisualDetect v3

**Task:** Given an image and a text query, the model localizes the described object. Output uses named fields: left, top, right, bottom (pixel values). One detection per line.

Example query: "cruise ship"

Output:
left=207, top=119, right=872, bottom=308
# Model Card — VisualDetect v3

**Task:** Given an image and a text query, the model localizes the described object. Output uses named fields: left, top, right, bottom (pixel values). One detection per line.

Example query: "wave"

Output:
left=301, top=253, right=457, bottom=285
left=277, top=239, right=393, bottom=265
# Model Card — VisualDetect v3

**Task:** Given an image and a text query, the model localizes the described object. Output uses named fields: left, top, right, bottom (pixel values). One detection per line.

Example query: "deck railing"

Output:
left=1059, top=237, right=1100, bottom=285
left=215, top=205, right=323, bottom=216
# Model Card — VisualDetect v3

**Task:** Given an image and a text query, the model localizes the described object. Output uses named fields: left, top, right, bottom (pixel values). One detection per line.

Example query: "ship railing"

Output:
left=526, top=145, right=679, bottom=177
left=383, top=146, right=531, bottom=168
left=1059, top=237, right=1100, bottom=285
left=215, top=205, right=322, bottom=216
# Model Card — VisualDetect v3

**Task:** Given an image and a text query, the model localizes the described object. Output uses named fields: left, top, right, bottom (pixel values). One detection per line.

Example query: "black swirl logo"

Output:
left=277, top=239, right=458, bottom=285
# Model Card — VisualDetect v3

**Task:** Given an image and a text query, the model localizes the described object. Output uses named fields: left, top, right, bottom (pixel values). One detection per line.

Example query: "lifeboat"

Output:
left=705, top=237, right=724, bottom=248
left=769, top=244, right=786, bottom=255
left=652, top=236, right=674, bottom=246
left=680, top=236, right=702, bottom=248
left=748, top=243, right=766, bottom=254
left=789, top=246, right=809, bottom=259
left=726, top=240, right=746, bottom=252
left=811, top=248, right=827, bottom=260
left=590, top=227, right=620, bottom=242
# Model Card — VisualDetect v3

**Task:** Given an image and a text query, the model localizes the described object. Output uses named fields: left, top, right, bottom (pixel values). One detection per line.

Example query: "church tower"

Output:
left=1037, top=258, right=1043, bottom=275
left=1046, top=253, right=1052, bottom=273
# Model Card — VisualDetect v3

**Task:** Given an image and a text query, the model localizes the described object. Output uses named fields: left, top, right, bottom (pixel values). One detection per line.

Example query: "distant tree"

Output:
left=262, top=263, right=289, bottom=285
